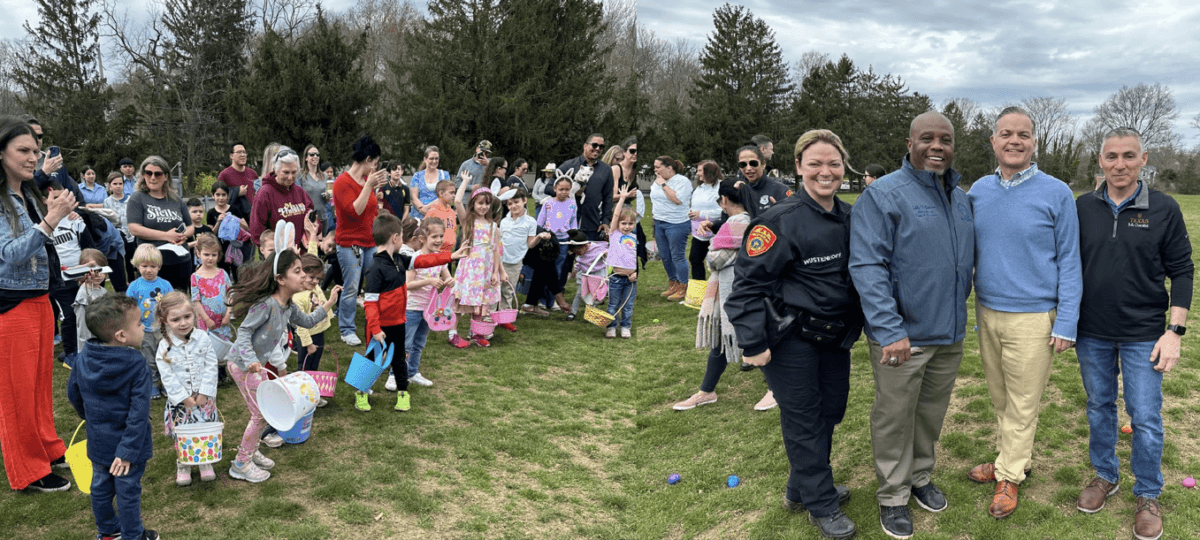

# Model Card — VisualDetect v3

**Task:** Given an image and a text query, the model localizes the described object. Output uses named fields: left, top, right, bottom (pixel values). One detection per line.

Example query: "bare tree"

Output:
left=255, top=0, right=317, bottom=40
left=637, top=27, right=699, bottom=113
left=793, top=50, right=829, bottom=87
left=0, top=39, right=26, bottom=116
left=1192, top=111, right=1200, bottom=132
left=1020, top=96, right=1077, bottom=147
left=1090, top=83, right=1181, bottom=149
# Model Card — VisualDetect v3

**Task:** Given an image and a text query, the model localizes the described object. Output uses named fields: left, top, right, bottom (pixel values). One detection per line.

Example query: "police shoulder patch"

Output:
left=746, top=225, right=777, bottom=257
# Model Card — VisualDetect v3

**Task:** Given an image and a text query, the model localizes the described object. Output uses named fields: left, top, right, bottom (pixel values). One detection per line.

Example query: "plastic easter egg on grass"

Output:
left=727, top=475, right=740, bottom=488
left=1121, top=424, right=1133, bottom=434
left=1183, top=476, right=1196, bottom=488
left=653, top=319, right=660, bottom=323
left=668, top=474, right=681, bottom=485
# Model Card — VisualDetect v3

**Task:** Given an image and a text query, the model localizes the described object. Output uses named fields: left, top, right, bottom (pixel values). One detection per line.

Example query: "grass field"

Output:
left=3, top=193, right=1200, bottom=539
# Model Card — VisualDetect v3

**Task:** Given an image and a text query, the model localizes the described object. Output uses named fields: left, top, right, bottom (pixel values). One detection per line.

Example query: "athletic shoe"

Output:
left=879, top=505, right=913, bottom=539
left=500, top=323, right=517, bottom=332
left=23, top=472, right=70, bottom=492
left=51, top=456, right=69, bottom=470
left=754, top=390, right=778, bottom=411
left=447, top=330, right=458, bottom=342
left=550, top=304, right=562, bottom=311
left=673, top=392, right=717, bottom=411
left=566, top=313, right=576, bottom=321
left=620, top=327, right=631, bottom=339
left=385, top=373, right=398, bottom=391
left=394, top=391, right=411, bottom=411
left=912, top=482, right=948, bottom=512
left=605, top=327, right=616, bottom=339
left=53, top=334, right=62, bottom=345
left=199, top=464, right=216, bottom=482
left=251, top=451, right=275, bottom=470
left=340, top=333, right=362, bottom=346
left=229, top=461, right=270, bottom=483
left=262, top=432, right=284, bottom=448
left=140, top=531, right=160, bottom=540
left=97, top=533, right=122, bottom=540
left=450, top=335, right=471, bottom=349
left=176, top=464, right=192, bottom=486
left=472, top=335, right=491, bottom=347
left=408, top=373, right=433, bottom=387
left=355, top=391, right=371, bottom=412
left=316, top=398, right=329, bottom=408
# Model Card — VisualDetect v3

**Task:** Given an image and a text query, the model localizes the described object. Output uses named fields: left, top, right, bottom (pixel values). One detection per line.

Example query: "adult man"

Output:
left=1073, top=128, right=1192, bottom=540
left=456, top=140, right=492, bottom=206
left=28, top=118, right=84, bottom=204
left=544, top=133, right=614, bottom=240
left=217, top=142, right=258, bottom=218
left=966, top=107, right=1081, bottom=519
left=849, top=112, right=974, bottom=540
left=118, top=158, right=136, bottom=197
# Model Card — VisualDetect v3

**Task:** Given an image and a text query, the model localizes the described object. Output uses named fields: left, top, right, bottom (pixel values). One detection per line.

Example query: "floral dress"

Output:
left=454, top=219, right=500, bottom=312
left=191, top=269, right=233, bottom=342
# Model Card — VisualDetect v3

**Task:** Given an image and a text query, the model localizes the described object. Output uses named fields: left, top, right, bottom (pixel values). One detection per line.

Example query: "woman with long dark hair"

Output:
left=0, top=117, right=78, bottom=492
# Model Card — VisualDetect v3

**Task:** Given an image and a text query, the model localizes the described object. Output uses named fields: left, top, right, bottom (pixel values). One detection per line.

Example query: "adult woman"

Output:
left=319, top=162, right=336, bottom=230
left=332, top=135, right=385, bottom=346
left=103, top=171, right=135, bottom=292
left=602, top=146, right=625, bottom=196
left=127, top=156, right=193, bottom=291
left=298, top=144, right=328, bottom=231
left=0, top=117, right=77, bottom=492
left=688, top=161, right=722, bottom=283
left=620, top=137, right=647, bottom=268
left=724, top=130, right=862, bottom=539
left=79, top=165, right=106, bottom=208
left=249, top=147, right=314, bottom=251
left=410, top=146, right=449, bottom=218
left=531, top=162, right=556, bottom=219
left=650, top=156, right=692, bottom=301
left=734, top=144, right=791, bottom=218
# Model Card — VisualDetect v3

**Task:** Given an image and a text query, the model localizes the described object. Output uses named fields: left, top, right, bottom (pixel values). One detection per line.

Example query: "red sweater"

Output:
left=333, top=172, right=377, bottom=247
left=364, top=250, right=452, bottom=337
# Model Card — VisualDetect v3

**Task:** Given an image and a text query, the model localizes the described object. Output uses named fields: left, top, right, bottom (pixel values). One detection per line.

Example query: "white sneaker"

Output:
left=385, top=373, right=397, bottom=391
left=251, top=450, right=275, bottom=470
left=620, top=327, right=631, bottom=339
left=341, top=333, right=362, bottom=346
left=550, top=304, right=562, bottom=312
left=230, top=461, right=270, bottom=483
left=605, top=327, right=616, bottom=339
left=447, top=330, right=458, bottom=343
left=408, top=373, right=433, bottom=387
left=262, top=433, right=284, bottom=448
left=316, top=397, right=328, bottom=408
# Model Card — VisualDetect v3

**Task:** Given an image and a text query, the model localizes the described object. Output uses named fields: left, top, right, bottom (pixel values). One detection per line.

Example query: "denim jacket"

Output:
left=0, top=185, right=52, bottom=290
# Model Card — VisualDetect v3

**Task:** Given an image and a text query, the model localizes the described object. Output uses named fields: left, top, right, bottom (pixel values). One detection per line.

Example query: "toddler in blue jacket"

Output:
left=67, top=293, right=159, bottom=540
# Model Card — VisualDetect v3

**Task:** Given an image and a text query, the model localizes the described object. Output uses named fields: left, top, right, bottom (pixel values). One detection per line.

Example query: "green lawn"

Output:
left=3, top=193, right=1200, bottom=539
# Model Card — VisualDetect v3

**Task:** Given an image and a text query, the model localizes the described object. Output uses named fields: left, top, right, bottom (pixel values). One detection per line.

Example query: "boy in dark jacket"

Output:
left=67, top=293, right=159, bottom=540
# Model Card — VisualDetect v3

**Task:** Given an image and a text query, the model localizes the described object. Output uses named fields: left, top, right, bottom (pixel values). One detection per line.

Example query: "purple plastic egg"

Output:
left=668, top=474, right=681, bottom=485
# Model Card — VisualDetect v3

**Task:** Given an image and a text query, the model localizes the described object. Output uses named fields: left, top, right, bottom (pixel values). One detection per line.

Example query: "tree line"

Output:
left=3, top=0, right=1195, bottom=193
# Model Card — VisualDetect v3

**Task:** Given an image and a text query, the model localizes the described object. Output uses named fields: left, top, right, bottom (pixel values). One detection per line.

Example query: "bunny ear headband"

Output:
left=272, top=221, right=296, bottom=276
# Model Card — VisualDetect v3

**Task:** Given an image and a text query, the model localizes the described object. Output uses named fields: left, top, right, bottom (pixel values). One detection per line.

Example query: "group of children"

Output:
left=62, top=168, right=646, bottom=540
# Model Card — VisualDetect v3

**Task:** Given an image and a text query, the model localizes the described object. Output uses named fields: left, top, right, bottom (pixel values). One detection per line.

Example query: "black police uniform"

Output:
left=724, top=188, right=862, bottom=517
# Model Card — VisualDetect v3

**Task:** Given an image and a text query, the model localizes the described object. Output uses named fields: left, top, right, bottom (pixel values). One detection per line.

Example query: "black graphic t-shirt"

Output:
left=126, top=191, right=190, bottom=265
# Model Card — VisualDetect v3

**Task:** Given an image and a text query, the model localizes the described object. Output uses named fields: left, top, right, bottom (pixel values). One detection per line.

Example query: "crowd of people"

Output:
left=0, top=109, right=1191, bottom=540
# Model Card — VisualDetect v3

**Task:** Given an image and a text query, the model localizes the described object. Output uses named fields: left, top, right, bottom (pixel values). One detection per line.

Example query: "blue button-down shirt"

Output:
left=1102, top=180, right=1143, bottom=215
left=79, top=182, right=108, bottom=205
left=996, top=162, right=1039, bottom=189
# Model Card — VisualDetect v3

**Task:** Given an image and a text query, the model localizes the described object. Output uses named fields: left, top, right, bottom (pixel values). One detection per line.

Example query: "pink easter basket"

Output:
left=302, top=349, right=339, bottom=398
left=578, top=247, right=610, bottom=304
left=491, top=296, right=519, bottom=325
left=424, top=287, right=457, bottom=332
left=470, top=317, right=497, bottom=337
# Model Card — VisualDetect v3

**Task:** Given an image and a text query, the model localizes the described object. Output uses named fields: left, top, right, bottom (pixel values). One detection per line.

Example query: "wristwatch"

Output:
left=1167, top=324, right=1186, bottom=336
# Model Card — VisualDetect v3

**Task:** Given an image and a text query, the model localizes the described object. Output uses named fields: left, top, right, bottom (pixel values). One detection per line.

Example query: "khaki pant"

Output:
left=869, top=340, right=963, bottom=505
left=498, top=262, right=523, bottom=310
left=976, top=301, right=1056, bottom=484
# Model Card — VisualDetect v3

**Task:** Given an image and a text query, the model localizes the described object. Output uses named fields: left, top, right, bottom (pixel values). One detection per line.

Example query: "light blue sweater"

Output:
left=968, top=170, right=1081, bottom=340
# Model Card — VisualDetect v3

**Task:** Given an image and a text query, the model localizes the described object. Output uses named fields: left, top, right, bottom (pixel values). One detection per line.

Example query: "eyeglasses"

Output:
left=143, top=170, right=166, bottom=178
left=737, top=160, right=761, bottom=169
left=307, top=152, right=319, bottom=157
left=588, top=143, right=604, bottom=150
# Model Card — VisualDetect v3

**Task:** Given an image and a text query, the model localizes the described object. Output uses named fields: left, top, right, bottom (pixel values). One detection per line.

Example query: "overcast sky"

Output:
left=5, top=0, right=1198, bottom=144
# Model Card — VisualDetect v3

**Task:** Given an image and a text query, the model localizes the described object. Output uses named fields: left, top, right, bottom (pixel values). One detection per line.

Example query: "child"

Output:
left=362, top=214, right=467, bottom=411
left=186, top=198, right=211, bottom=245
left=259, top=228, right=276, bottom=261
left=451, top=181, right=505, bottom=348
left=566, top=229, right=608, bottom=320
left=498, top=189, right=547, bottom=331
left=153, top=292, right=219, bottom=486
left=536, top=177, right=577, bottom=310
left=67, top=294, right=159, bottom=540
left=47, top=181, right=94, bottom=364
left=424, top=180, right=458, bottom=254
left=292, top=253, right=334, bottom=408
left=191, top=233, right=233, bottom=378
left=127, top=243, right=173, bottom=399
left=225, top=251, right=342, bottom=483
left=605, top=188, right=639, bottom=339
left=207, top=181, right=247, bottom=279
left=73, top=249, right=111, bottom=359
left=405, top=218, right=456, bottom=387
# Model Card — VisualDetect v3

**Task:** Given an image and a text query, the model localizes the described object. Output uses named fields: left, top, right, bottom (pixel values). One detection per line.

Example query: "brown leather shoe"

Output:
left=660, top=281, right=678, bottom=297
left=1076, top=476, right=1119, bottom=513
left=1133, top=497, right=1162, bottom=540
left=988, top=480, right=1018, bottom=519
left=968, top=462, right=1032, bottom=483
left=667, top=282, right=686, bottom=301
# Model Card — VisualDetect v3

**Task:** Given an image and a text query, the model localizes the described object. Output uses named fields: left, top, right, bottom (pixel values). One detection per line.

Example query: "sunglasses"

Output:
left=627, top=148, right=637, bottom=154
left=143, top=170, right=166, bottom=178
left=307, top=152, right=319, bottom=157
left=588, top=142, right=604, bottom=150
left=737, top=160, right=761, bottom=169
left=33, top=133, right=44, bottom=141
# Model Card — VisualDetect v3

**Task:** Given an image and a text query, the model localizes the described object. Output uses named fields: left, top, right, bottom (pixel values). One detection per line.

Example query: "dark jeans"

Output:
left=383, top=323, right=409, bottom=392
left=700, top=347, right=728, bottom=393
left=50, top=281, right=80, bottom=357
left=528, top=256, right=564, bottom=308
left=689, top=238, right=709, bottom=281
left=122, top=239, right=138, bottom=289
left=90, top=459, right=146, bottom=539
left=759, top=333, right=851, bottom=517
left=108, top=253, right=129, bottom=293
left=296, top=331, right=325, bottom=372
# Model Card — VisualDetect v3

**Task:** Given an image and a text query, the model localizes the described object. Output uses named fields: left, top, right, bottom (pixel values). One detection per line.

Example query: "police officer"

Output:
left=725, top=129, right=862, bottom=540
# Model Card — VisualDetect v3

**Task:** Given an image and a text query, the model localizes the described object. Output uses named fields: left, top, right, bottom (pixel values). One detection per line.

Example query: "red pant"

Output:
left=0, top=295, right=66, bottom=489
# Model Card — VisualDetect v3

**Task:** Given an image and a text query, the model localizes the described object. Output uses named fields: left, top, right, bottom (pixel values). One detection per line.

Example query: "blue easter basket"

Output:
left=344, top=340, right=393, bottom=393
left=279, top=410, right=314, bottom=444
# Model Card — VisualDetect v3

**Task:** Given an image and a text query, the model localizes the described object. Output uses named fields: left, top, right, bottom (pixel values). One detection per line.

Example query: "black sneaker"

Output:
left=739, top=362, right=757, bottom=372
left=51, top=456, right=70, bottom=469
left=141, top=530, right=159, bottom=540
left=784, top=485, right=851, bottom=513
left=23, top=472, right=71, bottom=493
left=807, top=508, right=857, bottom=540
left=911, top=482, right=948, bottom=512
left=879, top=505, right=913, bottom=539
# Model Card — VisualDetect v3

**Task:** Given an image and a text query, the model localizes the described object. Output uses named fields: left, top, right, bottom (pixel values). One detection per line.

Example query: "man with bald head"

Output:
left=849, top=111, right=975, bottom=539
left=1072, top=128, right=1192, bottom=540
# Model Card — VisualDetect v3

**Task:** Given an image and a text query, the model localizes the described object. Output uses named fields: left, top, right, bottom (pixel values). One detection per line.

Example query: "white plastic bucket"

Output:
left=173, top=420, right=224, bottom=465
left=257, top=371, right=320, bottom=431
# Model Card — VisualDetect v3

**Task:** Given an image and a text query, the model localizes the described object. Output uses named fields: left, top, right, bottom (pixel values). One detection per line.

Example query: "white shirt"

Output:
left=500, top=214, right=537, bottom=264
